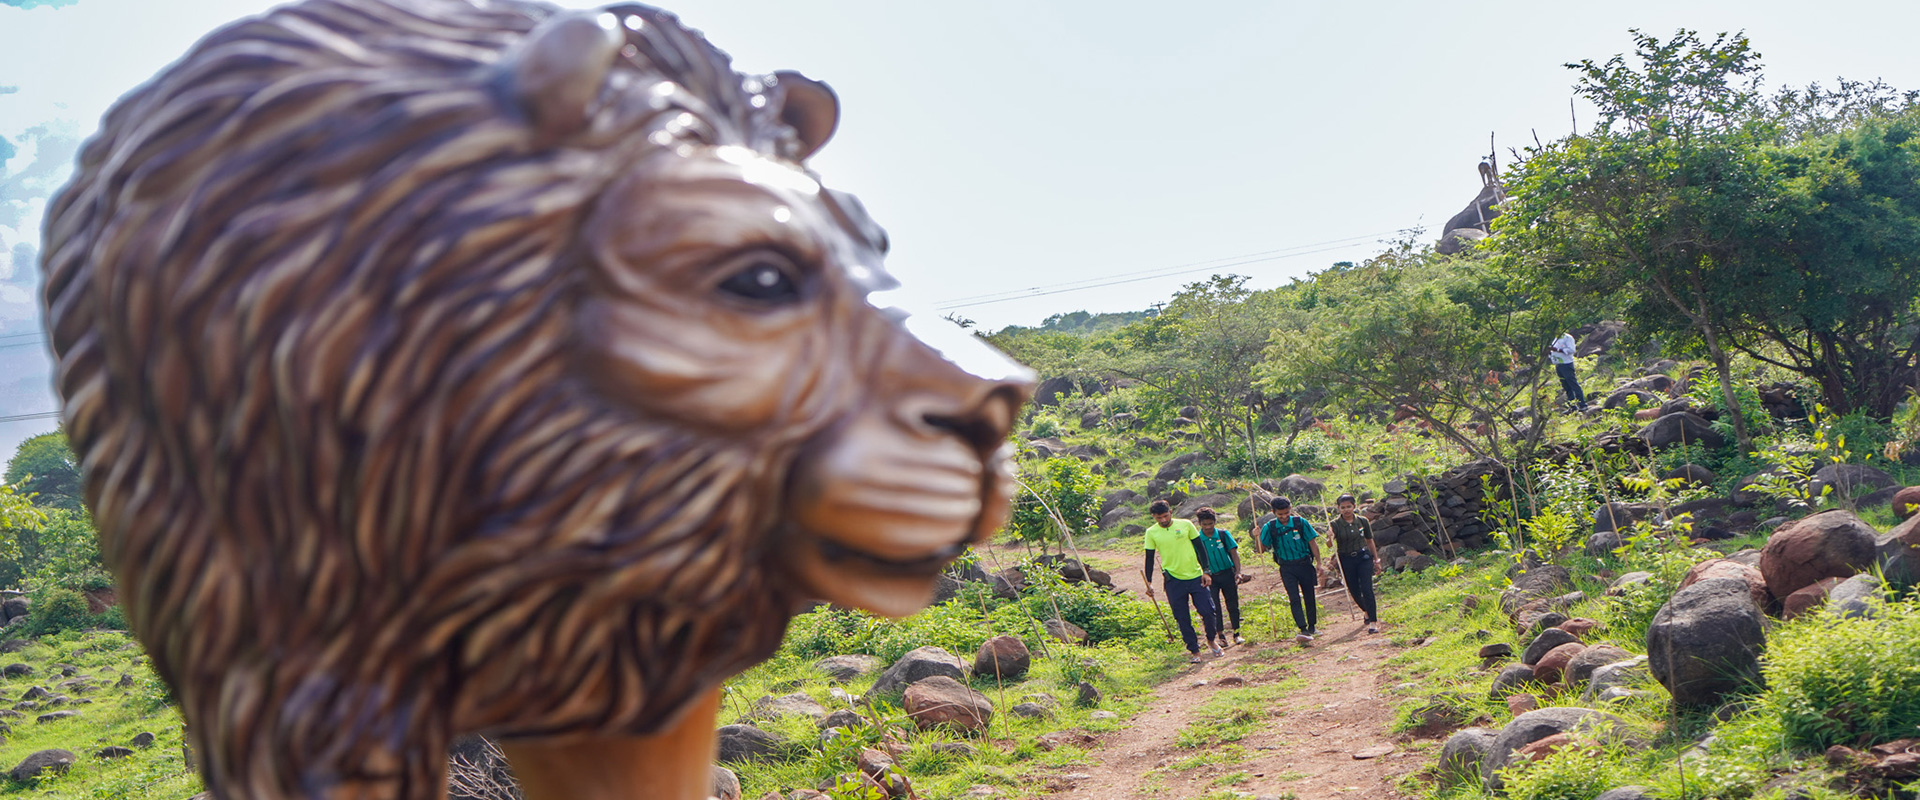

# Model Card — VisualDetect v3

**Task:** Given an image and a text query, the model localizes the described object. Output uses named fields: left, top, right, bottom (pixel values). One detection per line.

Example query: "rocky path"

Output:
left=996, top=546, right=1428, bottom=800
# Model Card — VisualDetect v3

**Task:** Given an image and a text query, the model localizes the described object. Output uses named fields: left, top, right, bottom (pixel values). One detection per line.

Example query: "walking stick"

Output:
left=1147, top=587, right=1177, bottom=643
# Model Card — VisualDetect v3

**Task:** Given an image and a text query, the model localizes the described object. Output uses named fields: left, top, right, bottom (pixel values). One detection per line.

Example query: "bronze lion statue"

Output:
left=39, top=1, right=1031, bottom=798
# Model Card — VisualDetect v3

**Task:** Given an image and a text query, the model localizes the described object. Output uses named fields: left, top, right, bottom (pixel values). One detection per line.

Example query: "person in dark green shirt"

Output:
left=1142, top=500, right=1223, bottom=662
left=1194, top=508, right=1244, bottom=647
left=1255, top=496, right=1321, bottom=641
left=1328, top=494, right=1383, bottom=633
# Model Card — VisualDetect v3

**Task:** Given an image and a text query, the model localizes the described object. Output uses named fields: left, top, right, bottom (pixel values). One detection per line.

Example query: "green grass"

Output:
left=0, top=630, right=197, bottom=799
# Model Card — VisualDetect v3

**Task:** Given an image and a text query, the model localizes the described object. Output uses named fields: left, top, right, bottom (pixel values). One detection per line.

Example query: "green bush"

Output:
left=23, top=585, right=93, bottom=637
left=1761, top=590, right=1920, bottom=750
left=1497, top=731, right=1632, bottom=800
left=1203, top=436, right=1325, bottom=481
left=1018, top=578, right=1160, bottom=646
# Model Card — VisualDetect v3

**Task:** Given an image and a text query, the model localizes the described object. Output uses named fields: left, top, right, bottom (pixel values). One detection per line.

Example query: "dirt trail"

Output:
left=990, top=545, right=1428, bottom=800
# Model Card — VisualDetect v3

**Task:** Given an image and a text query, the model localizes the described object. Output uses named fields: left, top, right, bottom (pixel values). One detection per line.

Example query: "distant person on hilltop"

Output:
left=1550, top=331, right=1587, bottom=410
left=1143, top=500, right=1224, bottom=663
left=1255, top=496, right=1321, bottom=643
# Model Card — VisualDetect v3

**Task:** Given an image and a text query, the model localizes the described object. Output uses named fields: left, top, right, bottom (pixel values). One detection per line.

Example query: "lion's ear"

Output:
left=774, top=71, right=839, bottom=161
left=502, top=11, right=624, bottom=138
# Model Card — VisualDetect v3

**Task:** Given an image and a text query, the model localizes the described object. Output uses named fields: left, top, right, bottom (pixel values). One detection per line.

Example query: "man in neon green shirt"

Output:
left=1143, top=500, right=1223, bottom=661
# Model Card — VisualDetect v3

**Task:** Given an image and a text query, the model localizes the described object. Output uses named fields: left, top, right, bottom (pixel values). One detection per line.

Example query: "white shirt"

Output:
left=1549, top=333, right=1577, bottom=365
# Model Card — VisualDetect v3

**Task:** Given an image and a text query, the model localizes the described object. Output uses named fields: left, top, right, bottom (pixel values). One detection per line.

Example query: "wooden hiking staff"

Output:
left=1144, top=577, right=1177, bottom=643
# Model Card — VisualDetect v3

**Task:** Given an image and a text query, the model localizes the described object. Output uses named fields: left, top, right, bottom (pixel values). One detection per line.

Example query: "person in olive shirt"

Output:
left=1255, top=496, right=1321, bottom=641
left=1328, top=494, right=1383, bottom=633
left=1142, top=500, right=1224, bottom=662
left=1194, top=508, right=1244, bottom=648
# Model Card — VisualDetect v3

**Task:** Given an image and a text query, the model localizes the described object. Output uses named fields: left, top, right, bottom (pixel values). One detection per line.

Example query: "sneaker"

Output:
left=1188, top=653, right=1205, bottom=664
left=1297, top=631, right=1315, bottom=641
left=1210, top=644, right=1225, bottom=658
left=1367, top=622, right=1380, bottom=634
left=1233, top=633, right=1246, bottom=645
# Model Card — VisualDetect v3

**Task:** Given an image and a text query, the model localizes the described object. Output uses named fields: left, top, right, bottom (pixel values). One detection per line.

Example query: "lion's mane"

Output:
left=41, top=0, right=823, bottom=795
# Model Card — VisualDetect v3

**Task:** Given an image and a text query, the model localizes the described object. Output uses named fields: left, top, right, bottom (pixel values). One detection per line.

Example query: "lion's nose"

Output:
left=889, top=312, right=1035, bottom=453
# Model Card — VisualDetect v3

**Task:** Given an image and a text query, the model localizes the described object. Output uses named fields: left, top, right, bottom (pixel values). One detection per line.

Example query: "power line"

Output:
left=934, top=230, right=1399, bottom=308
left=0, top=410, right=60, bottom=423
left=934, top=238, right=1390, bottom=311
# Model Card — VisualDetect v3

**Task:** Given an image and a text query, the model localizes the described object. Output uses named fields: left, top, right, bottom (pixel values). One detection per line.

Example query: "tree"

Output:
left=1098, top=275, right=1298, bottom=461
left=1008, top=457, right=1100, bottom=553
left=5, top=431, right=82, bottom=512
left=1265, top=242, right=1570, bottom=463
left=1499, top=30, right=1920, bottom=440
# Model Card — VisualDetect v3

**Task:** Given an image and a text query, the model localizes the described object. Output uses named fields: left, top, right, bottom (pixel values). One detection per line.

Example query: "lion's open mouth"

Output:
left=813, top=537, right=970, bottom=576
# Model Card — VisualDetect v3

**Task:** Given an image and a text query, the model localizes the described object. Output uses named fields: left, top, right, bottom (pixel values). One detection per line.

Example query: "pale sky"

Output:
left=4, top=0, right=1920, bottom=458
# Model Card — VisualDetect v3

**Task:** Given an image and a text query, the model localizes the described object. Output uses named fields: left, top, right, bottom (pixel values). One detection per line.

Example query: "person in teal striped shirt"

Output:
left=1194, top=508, right=1244, bottom=648
left=1255, top=496, right=1322, bottom=641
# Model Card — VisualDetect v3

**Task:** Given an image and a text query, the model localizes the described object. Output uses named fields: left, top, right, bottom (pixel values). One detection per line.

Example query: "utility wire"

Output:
left=935, top=239, right=1386, bottom=311
left=0, top=411, right=59, bottom=424
left=935, top=230, right=1399, bottom=308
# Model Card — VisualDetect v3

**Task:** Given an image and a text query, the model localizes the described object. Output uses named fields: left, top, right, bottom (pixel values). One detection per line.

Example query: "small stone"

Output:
left=1010, top=702, right=1052, bottom=720
left=1506, top=694, right=1539, bottom=715
left=1089, top=710, right=1119, bottom=721
left=1075, top=681, right=1101, bottom=707
left=1477, top=643, right=1513, bottom=660
left=1353, top=744, right=1395, bottom=759
left=130, top=732, right=155, bottom=748
left=1034, top=729, right=1098, bottom=751
left=35, top=710, right=78, bottom=723
left=95, top=746, right=134, bottom=759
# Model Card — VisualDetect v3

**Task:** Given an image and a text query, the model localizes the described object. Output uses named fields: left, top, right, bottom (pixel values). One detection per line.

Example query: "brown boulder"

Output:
left=1781, top=576, right=1846, bottom=620
left=1679, top=559, right=1770, bottom=610
left=1760, top=510, right=1878, bottom=599
left=1894, top=487, right=1920, bottom=519
left=972, top=636, right=1031, bottom=680
left=1514, top=732, right=1575, bottom=763
left=1533, top=642, right=1587, bottom=684
left=1557, top=618, right=1601, bottom=639
left=1506, top=694, right=1539, bottom=715
left=903, top=676, right=993, bottom=733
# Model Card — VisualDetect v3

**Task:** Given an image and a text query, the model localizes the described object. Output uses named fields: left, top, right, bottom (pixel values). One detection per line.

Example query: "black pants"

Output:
left=1164, top=574, right=1221, bottom=653
left=1276, top=559, right=1317, bottom=633
left=1338, top=551, right=1379, bottom=623
left=1208, top=569, right=1241, bottom=633
left=1555, top=362, right=1586, bottom=406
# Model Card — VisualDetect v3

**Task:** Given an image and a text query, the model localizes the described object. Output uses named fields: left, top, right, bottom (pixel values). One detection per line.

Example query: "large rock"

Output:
left=1759, top=510, right=1878, bottom=600
left=1274, top=474, right=1325, bottom=501
left=1174, top=492, right=1237, bottom=519
left=1809, top=463, right=1895, bottom=502
left=1488, top=664, right=1536, bottom=700
left=903, top=676, right=993, bottom=733
left=1032, top=376, right=1074, bottom=407
left=1593, top=502, right=1653, bottom=534
left=869, top=647, right=967, bottom=699
left=1154, top=452, right=1208, bottom=482
left=7, top=749, right=75, bottom=782
left=1893, top=487, right=1920, bottom=519
left=1564, top=644, right=1633, bottom=688
left=1044, top=618, right=1089, bottom=645
left=1827, top=573, right=1883, bottom=619
left=1521, top=628, right=1580, bottom=666
left=751, top=693, right=826, bottom=722
left=1781, top=577, right=1845, bottom=620
left=1638, top=412, right=1726, bottom=450
left=711, top=765, right=742, bottom=800
left=814, top=655, right=885, bottom=682
left=1585, top=531, right=1624, bottom=558
left=1647, top=578, right=1766, bottom=708
left=1580, top=656, right=1650, bottom=703
left=1533, top=643, right=1587, bottom=684
left=973, top=636, right=1031, bottom=680
left=1482, top=707, right=1630, bottom=791
left=1663, top=464, right=1716, bottom=488
left=1678, top=559, right=1770, bottom=610
left=1878, top=513, right=1920, bottom=589
left=1439, top=727, right=1497, bottom=786
left=1501, top=564, right=1574, bottom=617
left=1099, top=489, right=1141, bottom=517
left=715, top=724, right=786, bottom=764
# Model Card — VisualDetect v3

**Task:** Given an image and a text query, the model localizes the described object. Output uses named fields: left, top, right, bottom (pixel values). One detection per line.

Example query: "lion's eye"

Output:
left=716, top=257, right=802, bottom=305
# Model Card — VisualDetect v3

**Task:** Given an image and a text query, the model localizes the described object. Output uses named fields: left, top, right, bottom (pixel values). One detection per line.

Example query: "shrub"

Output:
left=1018, top=577, right=1159, bottom=646
left=23, top=586, right=92, bottom=637
left=1203, top=436, right=1325, bottom=480
left=1496, top=731, right=1631, bottom=800
left=1008, top=458, right=1100, bottom=550
left=1761, top=590, right=1920, bottom=750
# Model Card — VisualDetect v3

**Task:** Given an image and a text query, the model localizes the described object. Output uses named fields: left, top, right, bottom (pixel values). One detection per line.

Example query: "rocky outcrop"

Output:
left=1647, top=578, right=1766, bottom=708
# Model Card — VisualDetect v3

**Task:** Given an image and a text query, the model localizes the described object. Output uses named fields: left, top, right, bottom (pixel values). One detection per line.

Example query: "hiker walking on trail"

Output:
left=1194, top=508, right=1245, bottom=648
left=1255, top=496, right=1321, bottom=642
left=1142, top=500, right=1224, bottom=662
left=1550, top=331, right=1587, bottom=409
left=1329, top=494, right=1383, bottom=634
